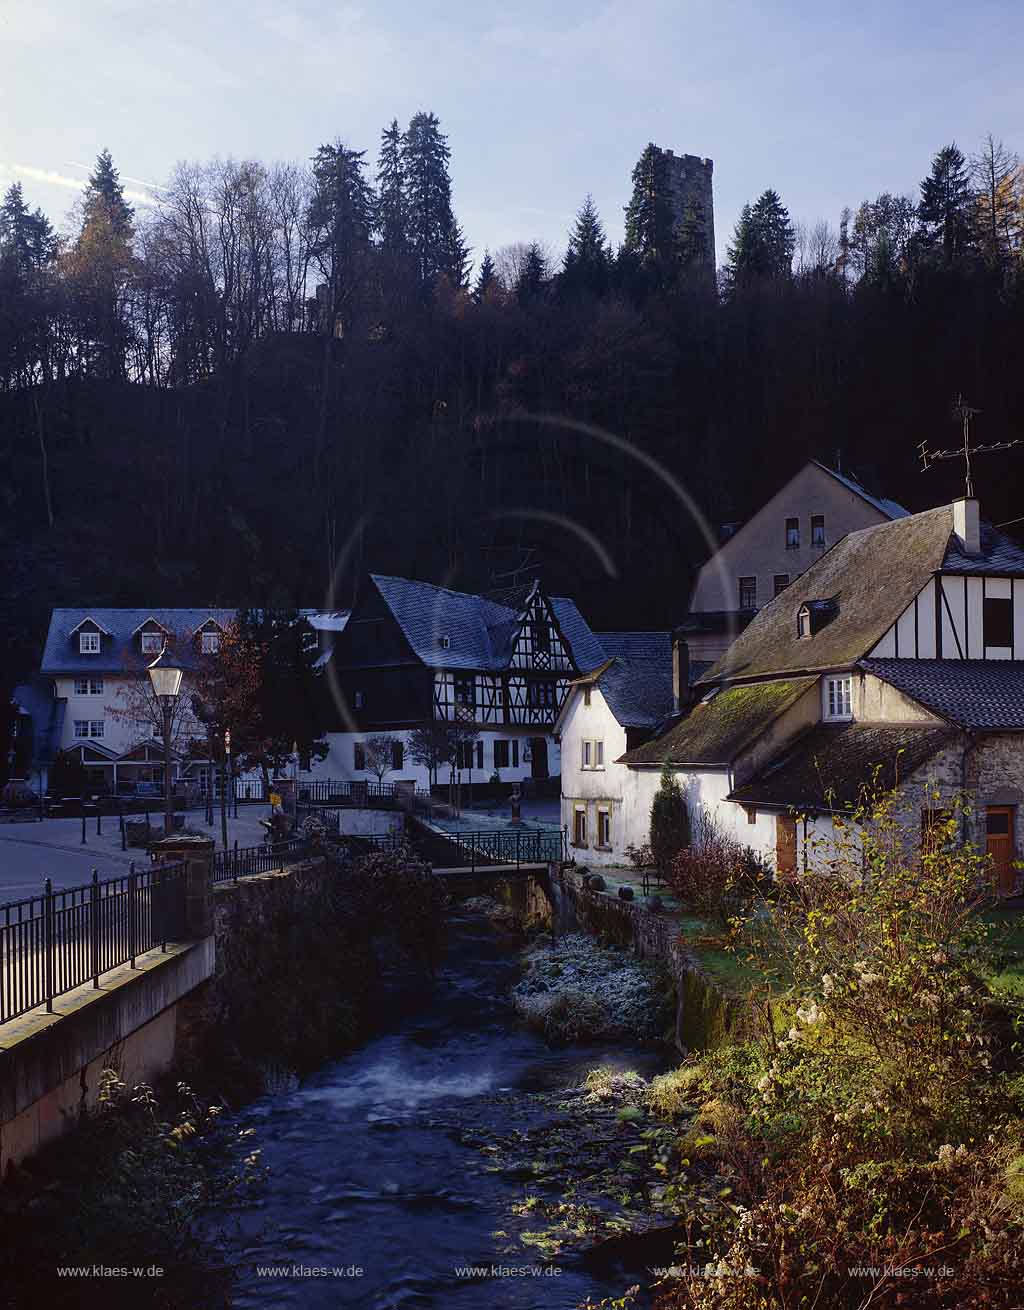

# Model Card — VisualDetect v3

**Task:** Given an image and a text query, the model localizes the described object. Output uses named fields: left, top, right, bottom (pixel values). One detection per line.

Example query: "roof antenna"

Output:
left=918, top=396, right=1023, bottom=499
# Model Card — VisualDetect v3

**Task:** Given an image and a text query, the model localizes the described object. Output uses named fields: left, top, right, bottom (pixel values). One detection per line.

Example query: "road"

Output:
left=0, top=808, right=272, bottom=899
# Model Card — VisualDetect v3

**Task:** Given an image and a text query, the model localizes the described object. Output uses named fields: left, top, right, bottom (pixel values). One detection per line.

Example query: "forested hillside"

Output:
left=3, top=120, right=1024, bottom=719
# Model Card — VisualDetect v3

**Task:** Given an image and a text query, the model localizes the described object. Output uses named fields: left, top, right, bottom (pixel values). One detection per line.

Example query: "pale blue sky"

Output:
left=2, top=0, right=1022, bottom=267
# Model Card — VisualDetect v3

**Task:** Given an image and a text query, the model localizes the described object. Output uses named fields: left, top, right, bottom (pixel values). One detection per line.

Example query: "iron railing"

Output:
left=0, top=862, right=188, bottom=1025
left=417, top=826, right=564, bottom=871
left=210, top=837, right=309, bottom=884
left=296, top=780, right=432, bottom=808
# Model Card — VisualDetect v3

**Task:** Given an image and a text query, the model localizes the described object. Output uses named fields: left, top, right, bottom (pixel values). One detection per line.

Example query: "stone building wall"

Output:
left=661, top=148, right=715, bottom=269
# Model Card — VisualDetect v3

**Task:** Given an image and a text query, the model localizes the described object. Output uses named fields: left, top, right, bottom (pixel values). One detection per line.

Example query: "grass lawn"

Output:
left=982, top=904, right=1024, bottom=1000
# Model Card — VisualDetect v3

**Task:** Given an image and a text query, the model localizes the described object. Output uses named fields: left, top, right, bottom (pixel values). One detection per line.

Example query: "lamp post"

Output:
left=147, top=650, right=183, bottom=836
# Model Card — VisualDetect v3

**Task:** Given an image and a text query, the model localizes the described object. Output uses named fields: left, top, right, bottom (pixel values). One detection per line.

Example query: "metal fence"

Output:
left=296, top=780, right=431, bottom=808
left=0, top=862, right=188, bottom=1025
left=211, top=837, right=310, bottom=884
left=427, top=827, right=565, bottom=871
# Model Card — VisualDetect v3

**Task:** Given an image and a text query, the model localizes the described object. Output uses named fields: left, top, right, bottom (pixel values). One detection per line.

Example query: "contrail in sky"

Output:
left=67, top=161, right=168, bottom=193
left=2, top=162, right=156, bottom=205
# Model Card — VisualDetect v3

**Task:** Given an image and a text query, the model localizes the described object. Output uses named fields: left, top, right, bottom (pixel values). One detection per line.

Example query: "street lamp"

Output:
left=147, top=649, right=183, bottom=836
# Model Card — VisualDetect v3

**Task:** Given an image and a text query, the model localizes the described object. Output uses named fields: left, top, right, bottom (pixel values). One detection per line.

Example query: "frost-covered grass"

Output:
left=512, top=933, right=669, bottom=1044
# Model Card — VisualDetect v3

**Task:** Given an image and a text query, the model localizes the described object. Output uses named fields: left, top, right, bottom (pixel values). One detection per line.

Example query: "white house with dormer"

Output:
left=18, top=608, right=236, bottom=795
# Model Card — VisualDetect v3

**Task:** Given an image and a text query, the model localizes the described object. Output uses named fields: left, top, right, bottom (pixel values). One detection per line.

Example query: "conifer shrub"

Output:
left=650, top=766, right=691, bottom=882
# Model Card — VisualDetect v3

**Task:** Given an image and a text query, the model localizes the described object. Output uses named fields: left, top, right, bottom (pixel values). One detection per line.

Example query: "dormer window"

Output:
left=823, top=675, right=853, bottom=721
left=798, top=598, right=839, bottom=638
left=201, top=630, right=220, bottom=654
left=80, top=631, right=101, bottom=654
left=439, top=634, right=451, bottom=649
left=797, top=606, right=811, bottom=639
left=141, top=631, right=163, bottom=654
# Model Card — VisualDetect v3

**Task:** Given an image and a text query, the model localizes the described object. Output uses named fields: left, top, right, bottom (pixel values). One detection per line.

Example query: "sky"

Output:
left=2, top=0, right=1023, bottom=269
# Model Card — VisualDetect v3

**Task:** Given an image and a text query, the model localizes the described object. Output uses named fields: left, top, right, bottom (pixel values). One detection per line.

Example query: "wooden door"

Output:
left=776, top=814, right=797, bottom=877
left=530, top=736, right=549, bottom=780
left=986, top=806, right=1016, bottom=895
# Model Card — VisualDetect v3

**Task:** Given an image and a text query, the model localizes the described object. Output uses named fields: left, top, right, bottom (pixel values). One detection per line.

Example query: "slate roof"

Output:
left=621, top=677, right=816, bottom=766
left=862, top=659, right=1024, bottom=730
left=369, top=575, right=606, bottom=673
left=728, top=722, right=958, bottom=812
left=304, top=610, right=351, bottom=632
left=12, top=677, right=65, bottom=765
left=41, top=609, right=238, bottom=674
left=941, top=521, right=1024, bottom=575
left=585, top=631, right=673, bottom=728
left=703, top=506, right=957, bottom=684
left=814, top=462, right=910, bottom=520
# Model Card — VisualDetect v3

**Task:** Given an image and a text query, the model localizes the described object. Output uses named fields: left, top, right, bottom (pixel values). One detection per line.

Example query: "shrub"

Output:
left=666, top=811, right=770, bottom=929
left=650, top=766, right=690, bottom=882
left=651, top=789, right=1024, bottom=1309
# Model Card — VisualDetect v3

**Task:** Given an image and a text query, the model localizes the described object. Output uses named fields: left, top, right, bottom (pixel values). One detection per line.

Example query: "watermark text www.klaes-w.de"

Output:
left=57, top=1266, right=164, bottom=1278
left=455, top=1264, right=563, bottom=1279
left=255, top=1265, right=364, bottom=1278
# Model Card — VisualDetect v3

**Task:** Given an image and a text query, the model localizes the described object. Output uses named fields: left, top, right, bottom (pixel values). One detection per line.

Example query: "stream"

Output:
left=207, top=903, right=672, bottom=1309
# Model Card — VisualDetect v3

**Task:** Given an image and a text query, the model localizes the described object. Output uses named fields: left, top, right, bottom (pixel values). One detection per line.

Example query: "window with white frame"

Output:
left=89, top=677, right=104, bottom=695
left=597, top=807, right=611, bottom=847
left=79, top=631, right=101, bottom=654
left=573, top=806, right=588, bottom=847
left=89, top=720, right=105, bottom=738
left=581, top=739, right=604, bottom=769
left=74, top=678, right=89, bottom=695
left=74, top=677, right=104, bottom=695
left=74, top=719, right=89, bottom=737
left=141, top=631, right=163, bottom=654
left=823, top=675, right=853, bottom=721
left=201, top=630, right=220, bottom=654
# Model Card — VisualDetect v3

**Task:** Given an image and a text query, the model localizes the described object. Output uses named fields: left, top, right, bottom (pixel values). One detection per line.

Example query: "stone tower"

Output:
left=660, top=148, right=715, bottom=271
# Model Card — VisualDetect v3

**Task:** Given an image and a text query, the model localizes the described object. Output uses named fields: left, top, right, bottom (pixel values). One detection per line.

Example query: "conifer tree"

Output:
left=307, top=141, right=374, bottom=335
left=376, top=119, right=408, bottom=252
left=918, top=143, right=974, bottom=263
left=561, top=194, right=611, bottom=296
left=474, top=249, right=497, bottom=302
left=82, top=148, right=134, bottom=241
left=649, top=765, right=690, bottom=881
left=623, top=144, right=676, bottom=268
left=446, top=220, right=472, bottom=289
left=516, top=242, right=548, bottom=305
left=402, top=111, right=459, bottom=287
left=725, top=188, right=795, bottom=287
left=0, top=184, right=54, bottom=275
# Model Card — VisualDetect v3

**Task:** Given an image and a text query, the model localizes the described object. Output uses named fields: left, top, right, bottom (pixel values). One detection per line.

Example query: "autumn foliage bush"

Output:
left=654, top=790, right=1024, bottom=1309
left=665, top=812, right=770, bottom=929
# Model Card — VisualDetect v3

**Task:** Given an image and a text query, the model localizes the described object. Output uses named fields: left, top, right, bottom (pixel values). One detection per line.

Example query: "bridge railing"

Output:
left=0, top=861, right=188, bottom=1025
left=210, top=837, right=309, bottom=885
left=423, top=827, right=565, bottom=871
left=296, top=780, right=433, bottom=810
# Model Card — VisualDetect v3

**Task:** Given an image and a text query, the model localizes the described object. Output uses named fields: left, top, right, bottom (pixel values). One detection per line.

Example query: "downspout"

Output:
left=960, top=729, right=979, bottom=846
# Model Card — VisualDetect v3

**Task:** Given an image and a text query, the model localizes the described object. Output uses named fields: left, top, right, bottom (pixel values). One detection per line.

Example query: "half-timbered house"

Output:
left=601, top=496, right=1024, bottom=892
left=303, top=575, right=612, bottom=791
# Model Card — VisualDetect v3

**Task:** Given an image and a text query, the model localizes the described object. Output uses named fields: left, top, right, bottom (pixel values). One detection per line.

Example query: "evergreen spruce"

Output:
left=376, top=119, right=408, bottom=253
left=516, top=242, right=548, bottom=305
left=307, top=141, right=375, bottom=334
left=919, top=143, right=975, bottom=263
left=82, top=148, right=134, bottom=241
left=0, top=183, right=54, bottom=275
left=474, top=249, right=497, bottom=302
left=725, top=188, right=795, bottom=286
left=623, top=143, right=676, bottom=268
left=561, top=194, right=611, bottom=296
left=401, top=111, right=459, bottom=288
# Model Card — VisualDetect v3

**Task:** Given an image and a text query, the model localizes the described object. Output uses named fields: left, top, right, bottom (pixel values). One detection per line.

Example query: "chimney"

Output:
left=952, top=497, right=980, bottom=556
left=671, top=636, right=690, bottom=715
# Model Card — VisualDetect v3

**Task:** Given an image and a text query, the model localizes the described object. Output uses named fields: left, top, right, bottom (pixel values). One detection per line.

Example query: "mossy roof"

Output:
left=700, top=506, right=956, bottom=684
left=620, top=677, right=815, bottom=766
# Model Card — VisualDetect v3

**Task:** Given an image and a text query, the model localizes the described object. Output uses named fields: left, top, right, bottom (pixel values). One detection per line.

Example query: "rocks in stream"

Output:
left=511, top=933, right=670, bottom=1044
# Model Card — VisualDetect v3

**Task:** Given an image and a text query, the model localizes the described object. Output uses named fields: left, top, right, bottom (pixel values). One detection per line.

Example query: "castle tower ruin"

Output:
left=660, top=148, right=715, bottom=271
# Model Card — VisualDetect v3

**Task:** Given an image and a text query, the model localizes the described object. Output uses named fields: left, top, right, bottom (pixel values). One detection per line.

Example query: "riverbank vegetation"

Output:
left=648, top=793, right=1024, bottom=1308
left=0, top=1070, right=260, bottom=1309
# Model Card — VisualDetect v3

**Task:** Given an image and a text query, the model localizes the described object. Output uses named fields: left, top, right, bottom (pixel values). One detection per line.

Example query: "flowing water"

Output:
left=208, top=905, right=671, bottom=1309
